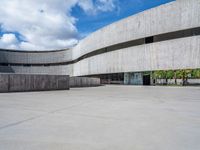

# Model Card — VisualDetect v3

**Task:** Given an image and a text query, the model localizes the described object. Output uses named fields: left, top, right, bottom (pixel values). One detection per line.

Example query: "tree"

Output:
left=153, top=71, right=163, bottom=79
left=166, top=70, right=174, bottom=79
left=175, top=69, right=192, bottom=86
left=192, top=69, right=200, bottom=78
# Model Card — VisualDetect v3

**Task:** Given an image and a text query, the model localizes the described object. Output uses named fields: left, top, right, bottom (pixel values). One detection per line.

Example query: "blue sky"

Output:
left=72, top=0, right=174, bottom=37
left=0, top=0, right=174, bottom=50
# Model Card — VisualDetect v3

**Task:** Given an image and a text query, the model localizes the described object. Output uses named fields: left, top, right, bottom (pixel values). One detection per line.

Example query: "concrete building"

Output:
left=0, top=0, right=200, bottom=85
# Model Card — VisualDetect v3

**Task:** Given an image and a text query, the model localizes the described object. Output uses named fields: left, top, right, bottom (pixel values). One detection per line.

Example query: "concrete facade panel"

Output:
left=0, top=74, right=70, bottom=92
left=0, top=74, right=9, bottom=92
left=69, top=77, right=101, bottom=88
left=0, top=49, right=72, bottom=64
left=73, top=36, right=200, bottom=76
left=3, top=65, right=73, bottom=76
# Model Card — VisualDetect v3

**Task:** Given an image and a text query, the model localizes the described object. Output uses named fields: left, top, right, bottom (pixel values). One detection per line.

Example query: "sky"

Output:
left=0, top=0, right=174, bottom=51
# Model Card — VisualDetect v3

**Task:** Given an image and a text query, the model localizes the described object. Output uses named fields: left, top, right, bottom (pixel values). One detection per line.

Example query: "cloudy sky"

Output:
left=0, top=0, right=173, bottom=50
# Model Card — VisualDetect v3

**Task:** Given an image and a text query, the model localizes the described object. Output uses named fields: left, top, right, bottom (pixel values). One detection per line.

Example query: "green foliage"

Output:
left=153, top=70, right=164, bottom=79
left=153, top=70, right=174, bottom=79
left=176, top=69, right=192, bottom=79
left=191, top=69, right=200, bottom=78
left=153, top=69, right=200, bottom=79
left=166, top=70, right=174, bottom=79
left=175, top=70, right=183, bottom=79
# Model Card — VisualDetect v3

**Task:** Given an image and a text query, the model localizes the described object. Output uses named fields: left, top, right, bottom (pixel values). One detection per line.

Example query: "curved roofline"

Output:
left=0, top=48, right=71, bottom=53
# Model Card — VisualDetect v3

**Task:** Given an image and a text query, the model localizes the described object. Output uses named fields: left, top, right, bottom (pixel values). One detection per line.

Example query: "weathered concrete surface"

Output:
left=73, top=36, right=200, bottom=76
left=0, top=74, right=9, bottom=92
left=0, top=74, right=69, bottom=92
left=0, top=65, right=73, bottom=75
left=70, top=77, right=101, bottom=88
left=0, top=49, right=72, bottom=64
left=0, top=85, right=199, bottom=150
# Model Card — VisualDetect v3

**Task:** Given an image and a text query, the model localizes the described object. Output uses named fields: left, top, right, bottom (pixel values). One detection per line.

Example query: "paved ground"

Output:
left=0, top=85, right=200, bottom=150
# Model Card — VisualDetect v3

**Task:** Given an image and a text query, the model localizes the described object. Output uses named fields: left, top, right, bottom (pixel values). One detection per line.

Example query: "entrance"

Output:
left=143, top=75, right=151, bottom=85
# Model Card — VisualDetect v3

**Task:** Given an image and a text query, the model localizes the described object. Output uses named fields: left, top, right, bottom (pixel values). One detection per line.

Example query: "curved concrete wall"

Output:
left=72, top=0, right=200, bottom=59
left=0, top=65, right=73, bottom=75
left=0, top=0, right=199, bottom=76
left=73, top=36, right=200, bottom=76
left=0, top=49, right=71, bottom=64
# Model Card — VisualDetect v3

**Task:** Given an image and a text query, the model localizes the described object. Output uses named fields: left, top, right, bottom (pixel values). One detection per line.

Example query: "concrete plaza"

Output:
left=0, top=85, right=200, bottom=150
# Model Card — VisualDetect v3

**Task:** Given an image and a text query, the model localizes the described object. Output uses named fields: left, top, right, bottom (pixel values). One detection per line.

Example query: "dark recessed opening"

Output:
left=85, top=73, right=124, bottom=84
left=143, top=75, right=151, bottom=85
left=0, top=63, right=9, bottom=66
left=145, top=36, right=154, bottom=44
left=23, top=64, right=31, bottom=67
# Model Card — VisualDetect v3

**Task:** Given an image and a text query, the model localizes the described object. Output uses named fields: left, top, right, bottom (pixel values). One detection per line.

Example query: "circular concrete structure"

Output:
left=0, top=0, right=200, bottom=82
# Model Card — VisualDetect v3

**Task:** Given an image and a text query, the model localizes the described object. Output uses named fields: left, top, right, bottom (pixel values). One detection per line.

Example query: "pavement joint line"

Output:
left=0, top=115, right=43, bottom=130
left=0, top=100, right=100, bottom=130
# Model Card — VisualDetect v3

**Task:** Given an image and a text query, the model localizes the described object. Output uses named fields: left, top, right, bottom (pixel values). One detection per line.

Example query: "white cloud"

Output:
left=0, top=0, right=118, bottom=50
left=78, top=0, right=94, bottom=12
left=1, top=34, right=18, bottom=44
left=0, top=33, right=19, bottom=49
left=96, top=0, right=117, bottom=12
